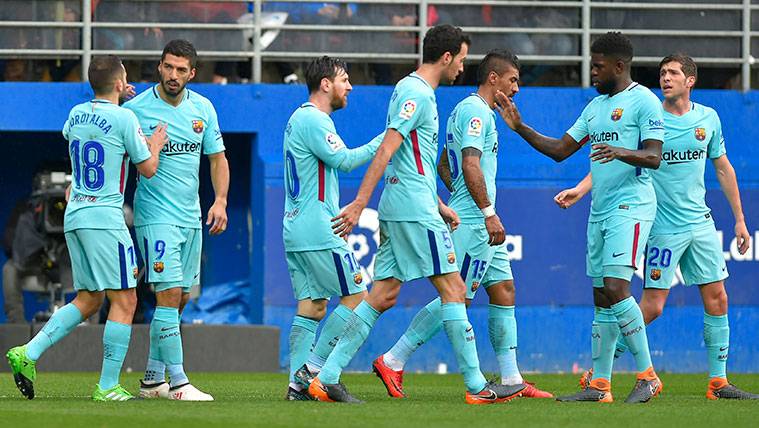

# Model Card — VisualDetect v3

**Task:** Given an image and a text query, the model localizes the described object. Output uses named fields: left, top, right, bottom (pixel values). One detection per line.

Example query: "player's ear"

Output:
left=686, top=75, right=696, bottom=89
left=188, top=67, right=196, bottom=81
left=441, top=51, right=453, bottom=67
left=320, top=76, right=331, bottom=93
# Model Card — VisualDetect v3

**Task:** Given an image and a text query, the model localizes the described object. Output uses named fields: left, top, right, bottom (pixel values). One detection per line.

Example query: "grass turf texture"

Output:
left=1, top=373, right=758, bottom=427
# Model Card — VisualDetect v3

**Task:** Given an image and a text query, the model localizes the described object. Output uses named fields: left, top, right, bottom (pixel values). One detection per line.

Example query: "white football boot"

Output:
left=139, top=380, right=170, bottom=399
left=168, top=383, right=214, bottom=401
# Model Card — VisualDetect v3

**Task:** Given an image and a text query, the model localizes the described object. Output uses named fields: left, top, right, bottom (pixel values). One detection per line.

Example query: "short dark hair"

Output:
left=660, top=53, right=698, bottom=81
left=88, top=55, right=124, bottom=95
left=591, top=31, right=634, bottom=63
left=477, top=49, right=520, bottom=85
left=161, top=39, right=197, bottom=68
left=422, top=25, right=471, bottom=64
left=305, top=56, right=348, bottom=93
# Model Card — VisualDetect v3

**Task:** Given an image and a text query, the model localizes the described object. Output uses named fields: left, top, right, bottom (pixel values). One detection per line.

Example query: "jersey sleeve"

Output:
left=62, top=115, right=71, bottom=141
left=306, top=116, right=380, bottom=173
left=457, top=104, right=487, bottom=152
left=202, top=102, right=225, bottom=155
left=123, top=110, right=152, bottom=164
left=386, top=89, right=430, bottom=139
left=637, top=93, right=665, bottom=142
left=565, top=103, right=590, bottom=145
left=707, top=111, right=727, bottom=159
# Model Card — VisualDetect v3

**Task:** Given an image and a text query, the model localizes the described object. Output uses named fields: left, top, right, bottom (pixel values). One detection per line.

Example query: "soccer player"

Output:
left=371, top=50, right=552, bottom=399
left=6, top=55, right=167, bottom=401
left=495, top=32, right=664, bottom=403
left=124, top=40, right=229, bottom=401
left=308, top=25, right=526, bottom=404
left=554, top=54, right=759, bottom=400
left=282, top=56, right=382, bottom=400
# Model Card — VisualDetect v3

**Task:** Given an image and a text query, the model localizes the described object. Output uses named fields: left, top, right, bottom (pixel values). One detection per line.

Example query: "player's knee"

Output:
left=339, top=290, right=367, bottom=310
left=156, top=288, right=183, bottom=308
left=704, top=286, right=728, bottom=316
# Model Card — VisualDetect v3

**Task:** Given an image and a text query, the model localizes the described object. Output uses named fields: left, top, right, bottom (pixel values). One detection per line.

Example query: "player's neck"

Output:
left=94, top=93, right=119, bottom=105
left=476, top=87, right=495, bottom=108
left=414, top=64, right=440, bottom=89
left=157, top=84, right=184, bottom=107
left=663, top=94, right=692, bottom=116
left=308, top=94, right=333, bottom=115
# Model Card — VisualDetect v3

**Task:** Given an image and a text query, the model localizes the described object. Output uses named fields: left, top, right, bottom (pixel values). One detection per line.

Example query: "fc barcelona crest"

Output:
left=471, top=281, right=480, bottom=293
left=611, top=108, right=624, bottom=121
left=695, top=127, right=706, bottom=141
left=447, top=253, right=456, bottom=264
left=353, top=273, right=363, bottom=284
left=192, top=120, right=204, bottom=134
left=153, top=261, right=165, bottom=273
left=650, top=268, right=661, bottom=281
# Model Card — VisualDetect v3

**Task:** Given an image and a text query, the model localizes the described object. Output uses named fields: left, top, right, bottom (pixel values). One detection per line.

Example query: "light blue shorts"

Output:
left=587, top=216, right=652, bottom=286
left=373, top=220, right=458, bottom=282
left=451, top=223, right=513, bottom=299
left=286, top=243, right=368, bottom=301
left=644, top=223, right=728, bottom=289
left=136, top=224, right=201, bottom=292
left=65, top=228, right=138, bottom=292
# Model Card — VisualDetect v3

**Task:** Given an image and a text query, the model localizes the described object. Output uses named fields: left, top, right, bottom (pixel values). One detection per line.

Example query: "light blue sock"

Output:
left=26, top=303, right=83, bottom=361
left=442, top=302, right=487, bottom=394
left=289, top=315, right=318, bottom=382
left=613, top=335, right=629, bottom=359
left=386, top=297, right=443, bottom=368
left=308, top=305, right=352, bottom=371
left=612, top=296, right=653, bottom=372
left=144, top=316, right=166, bottom=383
left=319, top=301, right=379, bottom=385
left=488, top=304, right=522, bottom=384
left=153, top=306, right=188, bottom=387
left=591, top=307, right=619, bottom=382
left=99, top=320, right=131, bottom=390
left=704, top=313, right=729, bottom=379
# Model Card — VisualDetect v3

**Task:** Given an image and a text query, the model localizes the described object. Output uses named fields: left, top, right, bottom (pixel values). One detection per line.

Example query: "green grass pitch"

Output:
left=1, top=373, right=758, bottom=427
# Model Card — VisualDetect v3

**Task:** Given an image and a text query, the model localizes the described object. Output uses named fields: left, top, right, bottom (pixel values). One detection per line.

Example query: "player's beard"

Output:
left=594, top=79, right=616, bottom=95
left=161, top=77, right=185, bottom=97
left=330, top=93, right=347, bottom=111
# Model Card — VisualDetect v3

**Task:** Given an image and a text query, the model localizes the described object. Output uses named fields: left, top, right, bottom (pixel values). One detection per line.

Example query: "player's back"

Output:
left=282, top=103, right=345, bottom=252
left=379, top=73, right=441, bottom=223
left=576, top=83, right=664, bottom=222
left=653, top=102, right=724, bottom=233
left=63, top=99, right=148, bottom=231
left=124, top=86, right=224, bottom=229
left=445, top=94, right=499, bottom=223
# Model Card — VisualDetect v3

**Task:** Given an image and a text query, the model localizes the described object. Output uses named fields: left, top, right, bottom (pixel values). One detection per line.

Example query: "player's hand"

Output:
left=332, top=200, right=365, bottom=238
left=494, top=90, right=522, bottom=131
left=439, top=202, right=460, bottom=232
left=206, top=200, right=228, bottom=235
left=65, top=184, right=72, bottom=202
left=590, top=144, right=626, bottom=164
left=554, top=187, right=583, bottom=209
left=120, top=83, right=136, bottom=104
left=735, top=220, right=751, bottom=254
left=484, top=214, right=505, bottom=245
left=148, top=123, right=169, bottom=151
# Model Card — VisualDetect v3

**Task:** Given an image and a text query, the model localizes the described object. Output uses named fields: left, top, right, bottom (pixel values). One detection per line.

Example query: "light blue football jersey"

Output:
left=62, top=99, right=151, bottom=232
left=378, top=72, right=441, bottom=223
left=282, top=103, right=381, bottom=252
left=566, top=82, right=664, bottom=222
left=652, top=102, right=725, bottom=234
left=123, top=86, right=225, bottom=229
left=445, top=94, right=498, bottom=223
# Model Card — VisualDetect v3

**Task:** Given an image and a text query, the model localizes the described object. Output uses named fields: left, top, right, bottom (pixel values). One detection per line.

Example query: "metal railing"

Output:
left=0, top=0, right=756, bottom=89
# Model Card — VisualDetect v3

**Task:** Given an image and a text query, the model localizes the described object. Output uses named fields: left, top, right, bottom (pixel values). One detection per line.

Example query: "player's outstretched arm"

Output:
left=135, top=123, right=168, bottom=178
left=206, top=152, right=230, bottom=235
left=713, top=155, right=750, bottom=254
left=590, top=138, right=662, bottom=169
left=332, top=129, right=404, bottom=237
left=494, top=90, right=580, bottom=162
left=554, top=172, right=592, bottom=209
left=461, top=148, right=504, bottom=245
left=437, top=150, right=454, bottom=192
left=335, top=132, right=384, bottom=173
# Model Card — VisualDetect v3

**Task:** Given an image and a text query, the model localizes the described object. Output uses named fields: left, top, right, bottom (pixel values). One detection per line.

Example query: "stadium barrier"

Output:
left=0, top=82, right=757, bottom=374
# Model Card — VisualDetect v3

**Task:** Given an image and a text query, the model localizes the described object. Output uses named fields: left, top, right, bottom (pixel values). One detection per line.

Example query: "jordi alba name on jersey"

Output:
left=124, top=86, right=225, bottom=229
left=282, top=103, right=352, bottom=252
left=63, top=99, right=151, bottom=232
left=379, top=72, right=441, bottom=223
left=446, top=94, right=499, bottom=223
left=566, top=82, right=664, bottom=221
left=652, top=102, right=726, bottom=234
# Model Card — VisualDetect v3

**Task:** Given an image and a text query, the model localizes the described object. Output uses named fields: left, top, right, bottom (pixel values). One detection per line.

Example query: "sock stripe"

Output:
left=331, top=252, right=350, bottom=297
left=427, top=230, right=441, bottom=276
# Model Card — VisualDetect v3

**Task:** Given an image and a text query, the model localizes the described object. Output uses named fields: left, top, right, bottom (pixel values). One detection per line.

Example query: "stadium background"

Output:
left=1, top=0, right=758, bottom=376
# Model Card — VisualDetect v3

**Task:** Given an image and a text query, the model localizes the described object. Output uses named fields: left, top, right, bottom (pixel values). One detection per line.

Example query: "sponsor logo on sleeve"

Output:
left=399, top=100, right=417, bottom=120
left=325, top=132, right=344, bottom=151
left=467, top=117, right=483, bottom=136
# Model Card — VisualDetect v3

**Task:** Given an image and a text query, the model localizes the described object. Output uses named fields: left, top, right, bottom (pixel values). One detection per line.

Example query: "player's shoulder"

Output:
left=455, top=95, right=490, bottom=119
left=395, top=74, right=434, bottom=99
left=628, top=83, right=661, bottom=105
left=122, top=86, right=154, bottom=110
left=692, top=102, right=720, bottom=122
left=184, top=88, right=218, bottom=114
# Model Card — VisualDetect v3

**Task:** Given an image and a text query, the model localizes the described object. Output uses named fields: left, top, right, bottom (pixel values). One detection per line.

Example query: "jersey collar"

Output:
left=152, top=84, right=190, bottom=105
left=90, top=98, right=113, bottom=105
left=409, top=72, right=433, bottom=90
left=472, top=92, right=490, bottom=108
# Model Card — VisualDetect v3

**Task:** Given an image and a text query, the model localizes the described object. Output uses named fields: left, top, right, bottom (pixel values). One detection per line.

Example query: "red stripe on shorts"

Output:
left=631, top=222, right=641, bottom=268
